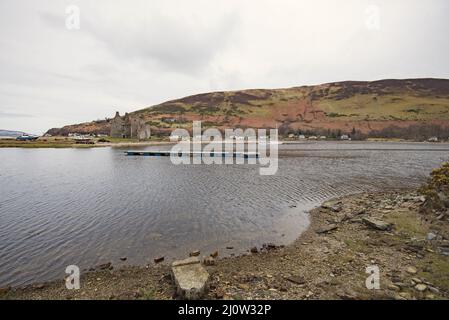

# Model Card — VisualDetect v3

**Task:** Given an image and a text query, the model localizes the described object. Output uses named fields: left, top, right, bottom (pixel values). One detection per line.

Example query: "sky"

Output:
left=0, top=0, right=448, bottom=134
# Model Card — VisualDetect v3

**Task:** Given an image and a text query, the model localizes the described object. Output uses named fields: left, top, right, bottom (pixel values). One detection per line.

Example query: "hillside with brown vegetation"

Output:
left=47, top=78, right=449, bottom=139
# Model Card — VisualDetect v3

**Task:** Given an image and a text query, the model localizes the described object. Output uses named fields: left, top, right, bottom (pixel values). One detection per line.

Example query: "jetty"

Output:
left=125, top=150, right=260, bottom=158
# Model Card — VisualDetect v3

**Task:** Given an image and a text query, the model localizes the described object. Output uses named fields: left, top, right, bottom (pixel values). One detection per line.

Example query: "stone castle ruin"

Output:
left=110, top=112, right=151, bottom=140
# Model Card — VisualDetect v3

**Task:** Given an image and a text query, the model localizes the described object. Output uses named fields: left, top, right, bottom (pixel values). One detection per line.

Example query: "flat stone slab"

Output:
left=362, top=217, right=393, bottom=231
left=171, top=257, right=210, bottom=299
left=315, top=224, right=338, bottom=234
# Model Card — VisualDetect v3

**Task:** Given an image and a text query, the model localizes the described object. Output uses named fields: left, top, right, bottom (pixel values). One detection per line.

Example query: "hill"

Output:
left=46, top=78, right=449, bottom=139
left=0, top=130, right=26, bottom=137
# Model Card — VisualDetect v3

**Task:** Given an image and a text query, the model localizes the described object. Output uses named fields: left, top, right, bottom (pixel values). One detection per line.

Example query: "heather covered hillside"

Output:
left=47, top=78, right=449, bottom=139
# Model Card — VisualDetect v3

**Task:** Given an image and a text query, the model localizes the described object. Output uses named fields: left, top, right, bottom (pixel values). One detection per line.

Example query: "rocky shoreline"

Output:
left=1, top=185, right=448, bottom=300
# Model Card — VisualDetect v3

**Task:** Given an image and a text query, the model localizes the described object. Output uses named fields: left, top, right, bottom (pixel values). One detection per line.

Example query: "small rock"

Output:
left=203, top=257, right=215, bottom=266
left=96, top=262, right=112, bottom=270
left=285, top=275, right=305, bottom=285
left=154, top=256, right=164, bottom=263
left=189, top=250, right=200, bottom=257
left=345, top=209, right=366, bottom=220
left=250, top=247, right=258, bottom=254
left=406, top=241, right=425, bottom=253
left=210, top=251, right=219, bottom=258
left=399, top=292, right=412, bottom=299
left=387, top=284, right=401, bottom=291
left=120, top=257, right=127, bottom=261
left=428, top=286, right=440, bottom=294
left=322, top=203, right=331, bottom=210
left=33, top=283, right=46, bottom=290
left=226, top=246, right=234, bottom=250
left=406, top=266, right=418, bottom=274
left=315, top=224, right=338, bottom=234
left=411, top=277, right=422, bottom=284
left=362, top=217, right=393, bottom=231
left=426, top=233, right=437, bottom=241
left=415, top=284, right=427, bottom=292
left=330, top=205, right=342, bottom=213
left=393, top=282, right=408, bottom=288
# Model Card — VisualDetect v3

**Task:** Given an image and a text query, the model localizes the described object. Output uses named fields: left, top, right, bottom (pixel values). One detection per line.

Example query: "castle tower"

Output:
left=110, top=111, right=126, bottom=138
left=109, top=111, right=150, bottom=139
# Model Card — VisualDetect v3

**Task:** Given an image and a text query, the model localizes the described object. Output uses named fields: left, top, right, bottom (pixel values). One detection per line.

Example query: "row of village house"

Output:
left=46, top=132, right=440, bottom=142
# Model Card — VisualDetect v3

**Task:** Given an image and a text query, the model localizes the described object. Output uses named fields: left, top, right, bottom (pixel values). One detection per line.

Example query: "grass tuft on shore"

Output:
left=419, top=161, right=449, bottom=211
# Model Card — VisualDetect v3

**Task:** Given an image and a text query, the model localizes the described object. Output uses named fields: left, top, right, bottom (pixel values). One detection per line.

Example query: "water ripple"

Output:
left=0, top=142, right=448, bottom=286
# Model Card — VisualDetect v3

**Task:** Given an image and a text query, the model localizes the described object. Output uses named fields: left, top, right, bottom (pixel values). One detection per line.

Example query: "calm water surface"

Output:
left=0, top=141, right=448, bottom=286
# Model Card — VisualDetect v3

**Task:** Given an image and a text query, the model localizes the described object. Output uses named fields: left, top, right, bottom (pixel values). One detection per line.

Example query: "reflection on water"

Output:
left=0, top=142, right=448, bottom=286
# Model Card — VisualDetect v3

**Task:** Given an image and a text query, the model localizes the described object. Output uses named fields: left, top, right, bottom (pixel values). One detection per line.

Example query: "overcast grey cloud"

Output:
left=0, top=0, right=448, bottom=134
left=0, top=111, right=33, bottom=118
